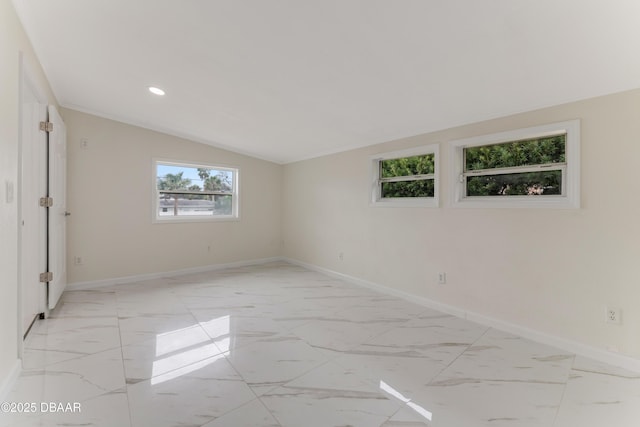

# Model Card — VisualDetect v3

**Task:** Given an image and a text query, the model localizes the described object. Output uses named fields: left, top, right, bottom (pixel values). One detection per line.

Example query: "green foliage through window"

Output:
left=381, top=154, right=435, bottom=178
left=379, top=154, right=435, bottom=199
left=382, top=180, right=435, bottom=198
left=467, top=171, right=562, bottom=196
left=463, top=134, right=566, bottom=197
left=465, top=135, right=565, bottom=171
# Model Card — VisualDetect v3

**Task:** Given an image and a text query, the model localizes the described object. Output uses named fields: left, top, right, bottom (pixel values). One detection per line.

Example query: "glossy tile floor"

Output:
left=3, top=262, right=640, bottom=427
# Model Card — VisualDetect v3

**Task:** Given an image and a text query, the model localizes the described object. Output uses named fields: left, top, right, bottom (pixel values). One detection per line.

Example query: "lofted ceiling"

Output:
left=12, top=0, right=640, bottom=164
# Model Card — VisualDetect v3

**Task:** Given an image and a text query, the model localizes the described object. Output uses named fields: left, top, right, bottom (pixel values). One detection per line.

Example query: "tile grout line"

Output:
left=115, top=288, right=136, bottom=427
left=550, top=353, right=577, bottom=427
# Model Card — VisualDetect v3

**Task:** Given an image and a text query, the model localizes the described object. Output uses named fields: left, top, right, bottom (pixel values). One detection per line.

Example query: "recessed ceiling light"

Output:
left=148, top=86, right=165, bottom=96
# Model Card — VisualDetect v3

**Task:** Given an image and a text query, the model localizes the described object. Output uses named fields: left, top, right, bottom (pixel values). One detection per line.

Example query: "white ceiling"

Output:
left=13, top=1, right=640, bottom=164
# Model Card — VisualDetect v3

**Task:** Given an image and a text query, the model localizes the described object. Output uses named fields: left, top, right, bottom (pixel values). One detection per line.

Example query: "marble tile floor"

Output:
left=2, top=261, right=639, bottom=427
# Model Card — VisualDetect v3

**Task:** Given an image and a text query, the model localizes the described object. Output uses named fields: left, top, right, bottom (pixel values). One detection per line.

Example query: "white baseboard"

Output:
left=284, top=257, right=640, bottom=374
left=0, top=359, right=21, bottom=402
left=67, top=257, right=285, bottom=291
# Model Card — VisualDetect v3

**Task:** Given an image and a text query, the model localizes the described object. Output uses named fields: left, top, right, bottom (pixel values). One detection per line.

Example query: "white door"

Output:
left=47, top=105, right=67, bottom=309
left=19, top=87, right=47, bottom=334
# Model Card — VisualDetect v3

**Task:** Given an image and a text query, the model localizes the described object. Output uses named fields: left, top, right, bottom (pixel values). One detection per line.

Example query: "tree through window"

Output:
left=449, top=120, right=580, bottom=209
left=370, top=145, right=439, bottom=207
left=464, top=134, right=566, bottom=197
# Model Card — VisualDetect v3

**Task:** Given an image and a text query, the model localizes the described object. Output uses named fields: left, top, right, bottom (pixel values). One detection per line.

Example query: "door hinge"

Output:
left=39, top=271, right=53, bottom=283
left=39, top=197, right=54, bottom=207
left=39, top=121, right=53, bottom=132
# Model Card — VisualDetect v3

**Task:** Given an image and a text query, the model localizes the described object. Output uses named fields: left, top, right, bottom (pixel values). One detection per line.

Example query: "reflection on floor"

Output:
left=3, top=262, right=639, bottom=426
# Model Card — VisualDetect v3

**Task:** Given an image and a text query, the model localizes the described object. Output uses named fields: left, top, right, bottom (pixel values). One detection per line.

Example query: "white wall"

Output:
left=63, top=109, right=282, bottom=284
left=283, top=89, right=640, bottom=361
left=0, top=0, right=57, bottom=394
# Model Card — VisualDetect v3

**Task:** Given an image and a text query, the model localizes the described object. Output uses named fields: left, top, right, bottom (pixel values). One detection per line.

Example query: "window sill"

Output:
left=370, top=198, right=439, bottom=208
left=450, top=195, right=579, bottom=209
left=152, top=216, right=240, bottom=224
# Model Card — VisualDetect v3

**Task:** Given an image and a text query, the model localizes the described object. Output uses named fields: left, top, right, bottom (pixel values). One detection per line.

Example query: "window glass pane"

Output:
left=157, top=164, right=233, bottom=193
left=381, top=179, right=435, bottom=198
left=158, top=194, right=232, bottom=216
left=464, top=134, right=566, bottom=171
left=466, top=170, right=562, bottom=196
left=155, top=162, right=236, bottom=219
left=212, top=195, right=232, bottom=215
left=381, top=154, right=435, bottom=178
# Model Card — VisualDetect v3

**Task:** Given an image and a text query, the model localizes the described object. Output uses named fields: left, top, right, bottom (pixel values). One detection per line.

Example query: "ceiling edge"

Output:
left=60, top=102, right=286, bottom=165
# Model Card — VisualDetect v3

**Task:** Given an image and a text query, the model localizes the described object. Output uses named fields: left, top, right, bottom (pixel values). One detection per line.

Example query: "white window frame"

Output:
left=152, top=158, right=240, bottom=223
left=448, top=120, right=580, bottom=209
left=370, top=144, right=439, bottom=207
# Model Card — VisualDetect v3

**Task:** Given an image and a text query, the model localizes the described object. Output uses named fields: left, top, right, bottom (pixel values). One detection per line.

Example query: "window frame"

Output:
left=370, top=144, right=439, bottom=208
left=448, top=120, right=580, bottom=209
left=152, top=158, right=240, bottom=223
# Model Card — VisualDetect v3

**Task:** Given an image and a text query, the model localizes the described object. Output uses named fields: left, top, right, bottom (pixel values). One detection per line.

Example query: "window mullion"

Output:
left=380, top=174, right=434, bottom=183
left=159, top=190, right=232, bottom=196
left=464, top=163, right=566, bottom=178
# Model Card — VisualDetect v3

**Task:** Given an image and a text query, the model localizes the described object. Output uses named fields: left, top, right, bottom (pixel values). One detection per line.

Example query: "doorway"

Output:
left=19, top=57, right=67, bottom=341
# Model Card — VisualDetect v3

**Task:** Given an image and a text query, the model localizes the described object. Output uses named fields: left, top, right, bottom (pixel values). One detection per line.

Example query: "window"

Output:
left=370, top=144, right=439, bottom=207
left=449, top=120, right=580, bottom=208
left=153, top=159, right=239, bottom=222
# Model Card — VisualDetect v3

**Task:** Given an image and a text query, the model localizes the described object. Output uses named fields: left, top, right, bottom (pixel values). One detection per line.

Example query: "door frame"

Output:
left=46, top=105, right=67, bottom=310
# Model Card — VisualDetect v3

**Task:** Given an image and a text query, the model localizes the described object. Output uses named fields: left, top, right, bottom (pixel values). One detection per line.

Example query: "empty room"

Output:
left=1, top=1, right=640, bottom=426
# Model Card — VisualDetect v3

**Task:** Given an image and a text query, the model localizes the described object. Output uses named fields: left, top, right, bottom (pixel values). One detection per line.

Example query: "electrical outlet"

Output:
left=438, top=272, right=447, bottom=284
left=73, top=256, right=83, bottom=265
left=605, top=307, right=622, bottom=324
left=338, top=252, right=344, bottom=261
